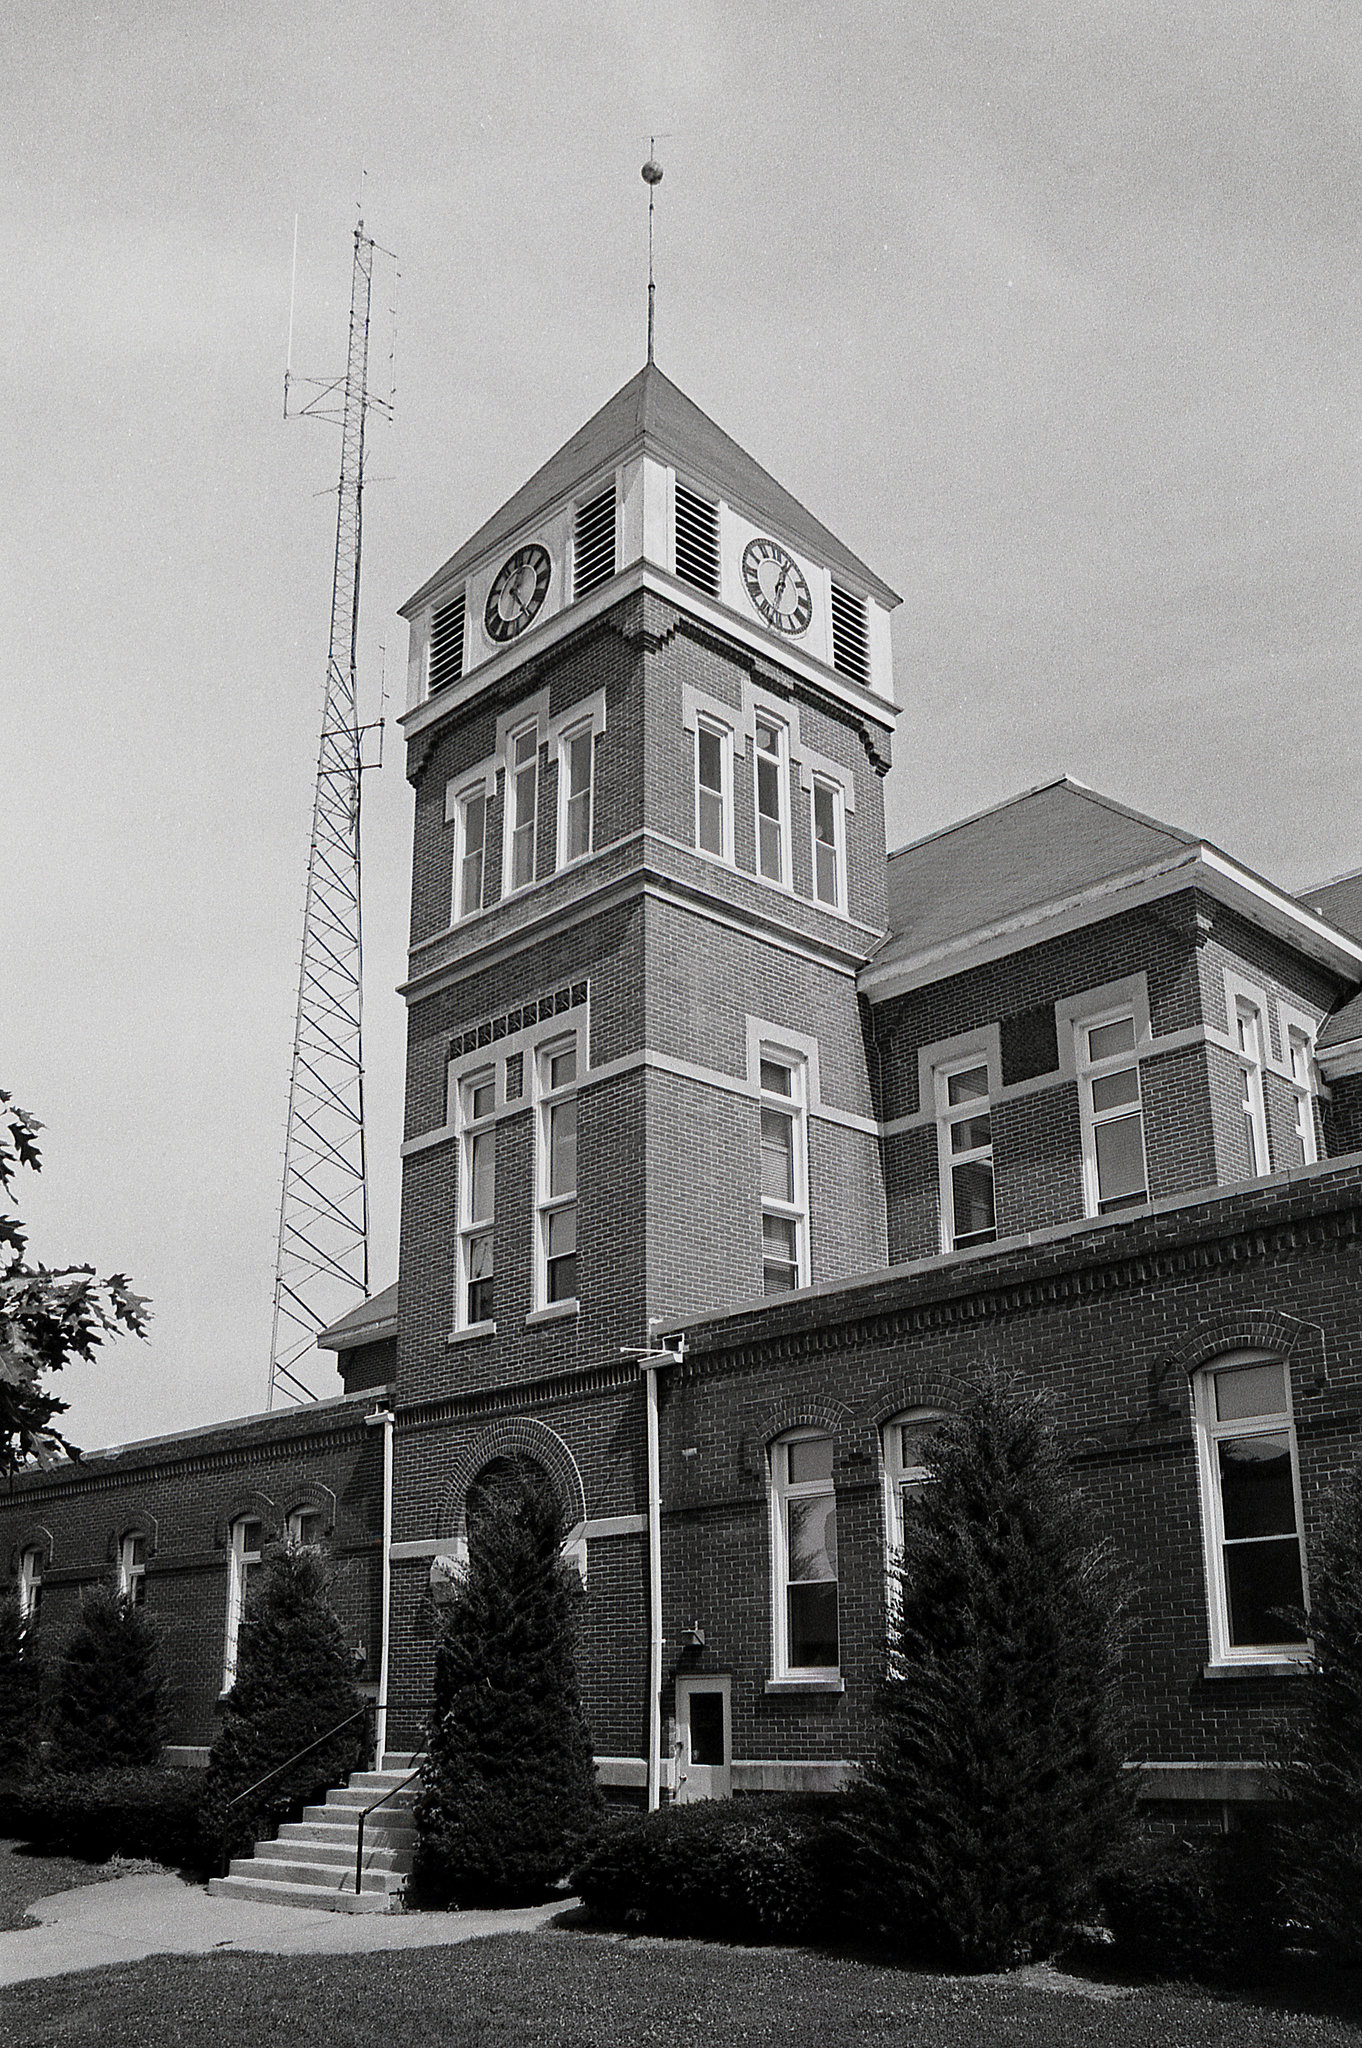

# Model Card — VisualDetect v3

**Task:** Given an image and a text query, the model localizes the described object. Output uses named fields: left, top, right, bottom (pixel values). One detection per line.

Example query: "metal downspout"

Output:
left=365, top=1406, right=395, bottom=1771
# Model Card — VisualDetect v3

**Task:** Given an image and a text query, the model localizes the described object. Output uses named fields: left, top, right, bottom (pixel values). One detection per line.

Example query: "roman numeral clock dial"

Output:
left=485, top=543, right=553, bottom=643
left=741, top=538, right=813, bottom=637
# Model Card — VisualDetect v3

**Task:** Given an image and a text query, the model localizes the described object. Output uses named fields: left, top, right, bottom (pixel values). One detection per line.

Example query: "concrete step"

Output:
left=279, top=1818, right=414, bottom=1851
left=298, top=1803, right=416, bottom=1836
left=323, top=1784, right=419, bottom=1812
left=208, top=1874, right=394, bottom=1914
left=254, top=1835, right=409, bottom=1873
left=228, top=1852, right=402, bottom=1892
left=347, top=1769, right=421, bottom=1793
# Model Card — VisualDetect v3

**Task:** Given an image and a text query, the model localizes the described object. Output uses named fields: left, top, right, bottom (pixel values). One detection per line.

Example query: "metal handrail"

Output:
left=353, top=1751, right=426, bottom=1896
left=222, top=1706, right=370, bottom=1815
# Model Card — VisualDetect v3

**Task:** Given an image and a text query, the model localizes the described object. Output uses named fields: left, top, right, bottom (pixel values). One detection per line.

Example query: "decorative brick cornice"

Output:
left=398, top=1359, right=640, bottom=1434
left=2, top=1411, right=374, bottom=1504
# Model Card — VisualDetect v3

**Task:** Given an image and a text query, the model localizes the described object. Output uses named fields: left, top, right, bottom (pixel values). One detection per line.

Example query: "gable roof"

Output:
left=401, top=362, right=900, bottom=615
left=862, top=777, right=1362, bottom=1001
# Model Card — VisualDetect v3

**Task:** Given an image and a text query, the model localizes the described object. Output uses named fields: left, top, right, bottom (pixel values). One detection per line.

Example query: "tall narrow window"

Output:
left=1194, top=1353, right=1307, bottom=1663
left=753, top=715, right=789, bottom=884
left=454, top=783, right=487, bottom=920
left=508, top=723, right=539, bottom=892
left=1076, top=1011, right=1148, bottom=1215
left=830, top=580, right=870, bottom=687
left=18, top=1546, right=42, bottom=1624
left=695, top=718, right=732, bottom=861
left=882, top=1411, right=945, bottom=1557
left=538, top=1041, right=578, bottom=1306
left=759, top=1053, right=808, bottom=1294
left=934, top=1057, right=996, bottom=1250
left=559, top=723, right=594, bottom=866
left=223, top=1516, right=262, bottom=1689
left=1287, top=1025, right=1318, bottom=1166
left=118, top=1532, right=147, bottom=1606
left=573, top=483, right=616, bottom=598
left=1235, top=998, right=1270, bottom=1177
left=811, top=775, right=843, bottom=909
left=458, top=1069, right=496, bottom=1328
left=674, top=482, right=720, bottom=596
left=771, top=1432, right=839, bottom=1674
left=428, top=589, right=466, bottom=694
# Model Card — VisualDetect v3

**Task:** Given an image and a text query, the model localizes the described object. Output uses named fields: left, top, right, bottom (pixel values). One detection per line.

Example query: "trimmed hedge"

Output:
left=2, top=1767, right=209, bottom=1871
left=1098, top=1829, right=1282, bottom=1981
left=572, top=1795, right=852, bottom=1943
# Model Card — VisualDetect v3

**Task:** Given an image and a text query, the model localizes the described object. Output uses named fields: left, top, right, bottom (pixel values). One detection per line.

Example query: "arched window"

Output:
left=769, top=1430, right=838, bottom=1678
left=118, top=1531, right=147, bottom=1606
left=223, top=1516, right=263, bottom=1689
left=286, top=1505, right=325, bottom=1547
left=18, top=1546, right=43, bottom=1625
left=881, top=1410, right=947, bottom=1556
left=1193, top=1351, right=1308, bottom=1665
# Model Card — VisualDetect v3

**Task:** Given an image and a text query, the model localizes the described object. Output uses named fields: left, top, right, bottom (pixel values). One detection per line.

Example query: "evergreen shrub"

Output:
left=573, top=1794, right=851, bottom=1942
left=47, top=1588, right=167, bottom=1772
left=850, top=1375, right=1133, bottom=1970
left=199, top=1542, right=366, bottom=1862
left=1098, top=1827, right=1280, bottom=1980
left=414, top=1469, right=603, bottom=1906
left=0, top=1588, right=42, bottom=1783
left=5, top=1766, right=207, bottom=1869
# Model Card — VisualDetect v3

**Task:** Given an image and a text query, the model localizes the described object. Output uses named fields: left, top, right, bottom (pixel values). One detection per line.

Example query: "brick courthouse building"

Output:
left=8, top=365, right=1362, bottom=1823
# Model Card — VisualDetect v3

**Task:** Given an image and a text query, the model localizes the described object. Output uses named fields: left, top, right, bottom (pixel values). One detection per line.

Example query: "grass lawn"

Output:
left=7, top=1930, right=1362, bottom=2047
left=0, top=1838, right=121, bottom=1934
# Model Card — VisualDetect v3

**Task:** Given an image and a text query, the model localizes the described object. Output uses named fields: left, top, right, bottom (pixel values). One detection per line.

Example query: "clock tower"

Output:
left=387, top=362, right=900, bottom=1759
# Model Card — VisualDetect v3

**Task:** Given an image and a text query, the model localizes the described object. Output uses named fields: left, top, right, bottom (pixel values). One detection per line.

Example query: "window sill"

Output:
left=446, top=1320, right=496, bottom=1345
left=764, top=1675, right=845, bottom=1696
left=1202, top=1658, right=1310, bottom=1681
left=526, top=1300, right=580, bottom=1328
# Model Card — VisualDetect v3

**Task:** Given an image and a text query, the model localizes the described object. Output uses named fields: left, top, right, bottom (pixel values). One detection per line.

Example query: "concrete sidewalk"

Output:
left=0, top=1869, right=572, bottom=1987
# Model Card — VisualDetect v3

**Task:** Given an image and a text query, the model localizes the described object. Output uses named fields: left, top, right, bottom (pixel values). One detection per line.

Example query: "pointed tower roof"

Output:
left=402, top=362, right=900, bottom=615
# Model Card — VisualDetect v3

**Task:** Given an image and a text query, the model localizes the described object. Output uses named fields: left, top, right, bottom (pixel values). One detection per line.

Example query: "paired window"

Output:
left=537, top=1040, right=578, bottom=1306
left=1076, top=1011, right=1148, bottom=1215
left=759, top=1053, right=808, bottom=1295
left=223, top=1516, right=263, bottom=1689
left=559, top=723, right=593, bottom=867
left=1194, top=1353, right=1307, bottom=1663
left=452, top=782, right=488, bottom=920
left=882, top=1411, right=944, bottom=1557
left=507, top=723, right=540, bottom=893
left=695, top=717, right=733, bottom=862
left=811, top=776, right=844, bottom=909
left=753, top=715, right=790, bottom=886
left=1234, top=998, right=1270, bottom=1177
left=1287, top=1024, right=1318, bottom=1166
left=457, top=1069, right=496, bottom=1328
left=118, top=1532, right=147, bottom=1606
left=770, top=1431, right=839, bottom=1675
left=18, top=1546, right=42, bottom=1624
left=934, top=1057, right=996, bottom=1251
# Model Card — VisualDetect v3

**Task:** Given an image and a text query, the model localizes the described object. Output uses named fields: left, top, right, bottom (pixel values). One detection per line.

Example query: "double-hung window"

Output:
left=934, top=1057, right=996, bottom=1250
left=537, top=1041, right=578, bottom=1306
left=771, top=1431, right=839, bottom=1675
left=1193, top=1352, right=1308, bottom=1664
left=223, top=1516, right=262, bottom=1689
left=753, top=714, right=790, bottom=885
left=759, top=1053, right=808, bottom=1294
left=882, top=1411, right=945, bottom=1557
left=286, top=1506, right=325, bottom=1546
left=458, top=1069, right=496, bottom=1328
left=695, top=717, right=733, bottom=861
left=559, top=722, right=593, bottom=867
left=1232, top=997, right=1271, bottom=1177
left=1076, top=1011, right=1148, bottom=1214
left=452, top=782, right=488, bottom=921
left=1286, top=1023, right=1318, bottom=1166
left=18, top=1546, right=43, bottom=1624
left=811, top=776, right=844, bottom=910
left=507, top=723, right=539, bottom=892
left=118, top=1532, right=147, bottom=1606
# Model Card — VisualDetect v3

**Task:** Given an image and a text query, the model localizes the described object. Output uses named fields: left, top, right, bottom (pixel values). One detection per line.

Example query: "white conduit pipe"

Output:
left=365, top=1407, right=396, bottom=1772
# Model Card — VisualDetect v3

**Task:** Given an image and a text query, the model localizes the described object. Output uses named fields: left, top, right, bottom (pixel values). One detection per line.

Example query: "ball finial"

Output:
left=642, top=159, right=663, bottom=186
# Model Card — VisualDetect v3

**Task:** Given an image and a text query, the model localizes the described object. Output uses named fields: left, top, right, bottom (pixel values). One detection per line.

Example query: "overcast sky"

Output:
left=6, top=1, right=1359, bottom=1450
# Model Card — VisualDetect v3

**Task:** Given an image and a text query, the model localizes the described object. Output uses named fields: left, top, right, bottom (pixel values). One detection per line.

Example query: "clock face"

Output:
left=484, top=544, right=552, bottom=643
left=741, top=537, right=813, bottom=637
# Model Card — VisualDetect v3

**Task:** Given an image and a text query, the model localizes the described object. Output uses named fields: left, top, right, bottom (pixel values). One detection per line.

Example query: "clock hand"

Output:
left=772, top=562, right=790, bottom=612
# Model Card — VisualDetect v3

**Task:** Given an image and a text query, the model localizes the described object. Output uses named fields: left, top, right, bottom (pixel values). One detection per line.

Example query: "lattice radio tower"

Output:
left=268, top=220, right=393, bottom=1408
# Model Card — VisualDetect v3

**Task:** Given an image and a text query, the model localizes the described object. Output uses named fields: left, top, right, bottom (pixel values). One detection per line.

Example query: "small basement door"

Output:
left=674, top=1675, right=731, bottom=1801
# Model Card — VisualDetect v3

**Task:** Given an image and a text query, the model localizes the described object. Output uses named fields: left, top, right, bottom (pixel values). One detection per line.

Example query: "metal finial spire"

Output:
left=642, top=143, right=663, bottom=363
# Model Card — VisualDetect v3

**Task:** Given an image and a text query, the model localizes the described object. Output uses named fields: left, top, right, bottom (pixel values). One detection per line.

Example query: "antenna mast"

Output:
left=269, top=221, right=390, bottom=1407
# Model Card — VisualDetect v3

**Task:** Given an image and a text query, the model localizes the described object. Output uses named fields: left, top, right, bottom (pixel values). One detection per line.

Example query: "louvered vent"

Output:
left=674, top=483, right=720, bottom=596
left=573, top=484, right=617, bottom=599
left=830, top=581, right=870, bottom=687
left=428, top=590, right=466, bottom=693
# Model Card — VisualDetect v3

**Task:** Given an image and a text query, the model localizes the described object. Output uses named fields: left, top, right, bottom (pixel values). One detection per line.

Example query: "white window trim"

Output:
left=769, top=1429, right=840, bottom=1681
left=118, top=1531, right=147, bottom=1605
left=1280, top=1001, right=1319, bottom=1166
left=931, top=1046, right=998, bottom=1254
left=556, top=716, right=596, bottom=871
left=693, top=712, right=735, bottom=866
left=751, top=711, right=793, bottom=891
left=534, top=1032, right=582, bottom=1313
left=223, top=1516, right=263, bottom=1691
left=882, top=1409, right=946, bottom=1560
left=756, top=1043, right=810, bottom=1294
left=455, top=1065, right=497, bottom=1333
left=1192, top=1350, right=1310, bottom=1667
left=447, top=774, right=490, bottom=923
left=1072, top=1001, right=1151, bottom=1218
left=18, top=1545, right=43, bottom=1623
left=286, top=1505, right=325, bottom=1546
left=502, top=715, right=541, bottom=897
left=1225, top=974, right=1271, bottom=1178
left=809, top=772, right=847, bottom=913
